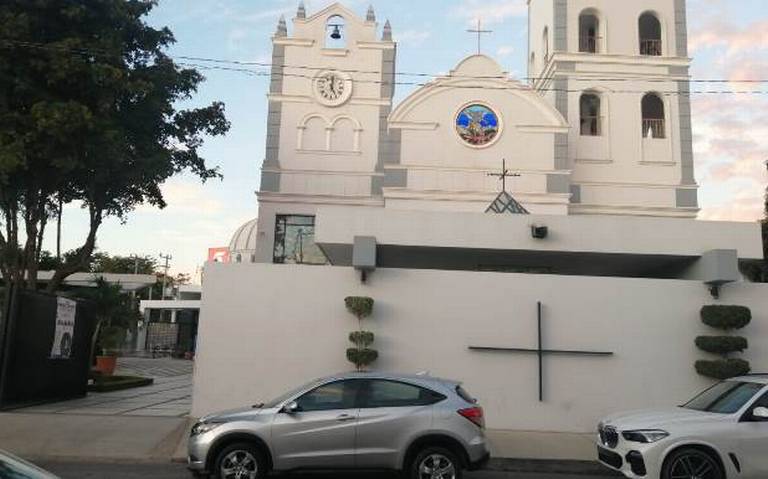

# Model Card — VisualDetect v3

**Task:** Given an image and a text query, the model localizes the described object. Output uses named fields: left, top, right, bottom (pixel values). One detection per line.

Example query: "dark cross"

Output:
left=469, top=302, right=613, bottom=402
left=467, top=19, right=493, bottom=55
left=487, top=159, right=520, bottom=193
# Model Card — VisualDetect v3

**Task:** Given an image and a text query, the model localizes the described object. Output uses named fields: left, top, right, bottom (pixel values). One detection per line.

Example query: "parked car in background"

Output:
left=597, top=375, right=768, bottom=479
left=0, top=450, right=60, bottom=479
left=188, top=372, right=490, bottom=479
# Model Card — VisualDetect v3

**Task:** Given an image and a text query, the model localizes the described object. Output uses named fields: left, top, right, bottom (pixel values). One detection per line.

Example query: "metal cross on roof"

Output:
left=487, top=158, right=519, bottom=193
left=469, top=302, right=614, bottom=402
left=467, top=19, right=493, bottom=55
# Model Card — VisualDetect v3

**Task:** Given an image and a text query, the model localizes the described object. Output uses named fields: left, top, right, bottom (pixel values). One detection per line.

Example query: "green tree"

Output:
left=75, top=277, right=139, bottom=357
left=91, top=253, right=157, bottom=275
left=0, top=0, right=229, bottom=294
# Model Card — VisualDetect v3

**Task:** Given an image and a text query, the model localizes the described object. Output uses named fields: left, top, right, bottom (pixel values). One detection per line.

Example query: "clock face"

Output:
left=314, top=71, right=352, bottom=106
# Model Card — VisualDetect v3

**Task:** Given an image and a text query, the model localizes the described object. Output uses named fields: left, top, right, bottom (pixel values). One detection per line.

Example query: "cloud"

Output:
left=136, top=180, right=225, bottom=216
left=496, top=45, right=515, bottom=57
left=451, top=0, right=527, bottom=26
left=395, top=29, right=432, bottom=46
left=686, top=6, right=768, bottom=223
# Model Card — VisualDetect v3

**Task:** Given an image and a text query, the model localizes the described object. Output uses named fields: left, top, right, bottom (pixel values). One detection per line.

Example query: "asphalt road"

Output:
left=41, top=461, right=614, bottom=479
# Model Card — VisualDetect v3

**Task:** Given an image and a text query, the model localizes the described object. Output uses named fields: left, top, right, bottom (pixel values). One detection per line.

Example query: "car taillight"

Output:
left=458, top=406, right=485, bottom=428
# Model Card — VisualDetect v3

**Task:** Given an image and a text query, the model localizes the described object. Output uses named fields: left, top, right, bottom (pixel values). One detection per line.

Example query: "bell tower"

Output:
left=528, top=0, right=697, bottom=218
left=254, top=3, right=398, bottom=263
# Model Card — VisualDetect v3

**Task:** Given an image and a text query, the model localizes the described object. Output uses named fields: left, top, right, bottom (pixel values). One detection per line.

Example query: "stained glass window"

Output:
left=456, top=104, right=500, bottom=147
left=273, top=215, right=328, bottom=265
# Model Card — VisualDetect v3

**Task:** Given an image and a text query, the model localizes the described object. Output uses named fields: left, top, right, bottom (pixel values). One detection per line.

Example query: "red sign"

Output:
left=208, top=247, right=230, bottom=263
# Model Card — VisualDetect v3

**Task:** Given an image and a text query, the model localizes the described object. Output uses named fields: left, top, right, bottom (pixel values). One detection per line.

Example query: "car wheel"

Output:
left=410, top=446, right=463, bottom=479
left=214, top=442, right=267, bottom=479
left=662, top=448, right=724, bottom=479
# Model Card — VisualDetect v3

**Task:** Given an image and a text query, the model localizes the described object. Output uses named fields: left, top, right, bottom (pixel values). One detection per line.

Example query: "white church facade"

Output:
left=193, top=1, right=767, bottom=458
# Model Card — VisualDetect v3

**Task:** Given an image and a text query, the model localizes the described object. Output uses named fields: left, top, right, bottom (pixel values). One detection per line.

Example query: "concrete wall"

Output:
left=314, top=207, right=764, bottom=260
left=192, top=263, right=768, bottom=433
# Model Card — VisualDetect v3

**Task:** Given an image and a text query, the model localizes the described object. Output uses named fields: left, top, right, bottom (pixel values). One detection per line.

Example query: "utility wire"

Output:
left=3, top=38, right=768, bottom=95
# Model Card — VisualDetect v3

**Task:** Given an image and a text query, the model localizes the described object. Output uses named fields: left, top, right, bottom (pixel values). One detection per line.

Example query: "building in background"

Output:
left=192, top=1, right=767, bottom=457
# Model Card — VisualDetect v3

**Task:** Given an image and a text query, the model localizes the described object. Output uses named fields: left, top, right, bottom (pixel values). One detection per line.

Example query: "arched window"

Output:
left=542, top=27, right=550, bottom=61
left=642, top=93, right=665, bottom=138
left=580, top=93, right=601, bottom=136
left=639, top=13, right=662, bottom=56
left=326, top=15, right=346, bottom=49
left=579, top=12, right=600, bottom=53
left=330, top=117, right=357, bottom=152
left=301, top=116, right=328, bottom=150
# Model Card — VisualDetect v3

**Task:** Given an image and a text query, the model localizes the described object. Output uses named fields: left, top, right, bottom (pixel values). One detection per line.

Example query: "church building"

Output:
left=192, top=1, right=767, bottom=458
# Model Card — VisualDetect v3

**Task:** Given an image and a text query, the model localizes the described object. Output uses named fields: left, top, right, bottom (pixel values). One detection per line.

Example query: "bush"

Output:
left=696, top=359, right=751, bottom=380
left=346, top=348, right=379, bottom=370
left=701, top=305, right=752, bottom=330
left=345, top=297, right=374, bottom=320
left=695, top=336, right=748, bottom=355
left=349, top=331, right=375, bottom=348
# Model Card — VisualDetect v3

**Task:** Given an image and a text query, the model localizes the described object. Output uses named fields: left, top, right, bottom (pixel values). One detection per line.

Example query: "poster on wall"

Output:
left=50, top=297, right=77, bottom=359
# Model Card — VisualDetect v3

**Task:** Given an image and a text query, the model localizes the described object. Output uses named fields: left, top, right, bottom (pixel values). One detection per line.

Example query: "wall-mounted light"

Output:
left=531, top=225, right=549, bottom=240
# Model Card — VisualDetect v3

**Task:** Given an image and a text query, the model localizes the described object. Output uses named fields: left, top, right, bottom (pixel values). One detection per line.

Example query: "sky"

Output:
left=44, top=0, right=768, bottom=280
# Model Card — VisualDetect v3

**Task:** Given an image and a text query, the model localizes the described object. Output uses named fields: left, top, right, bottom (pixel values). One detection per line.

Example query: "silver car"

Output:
left=188, top=372, right=490, bottom=479
left=0, top=450, right=60, bottom=479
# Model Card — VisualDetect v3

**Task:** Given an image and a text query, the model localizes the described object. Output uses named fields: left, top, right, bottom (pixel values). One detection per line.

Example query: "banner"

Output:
left=208, top=247, right=230, bottom=263
left=50, top=297, right=77, bottom=359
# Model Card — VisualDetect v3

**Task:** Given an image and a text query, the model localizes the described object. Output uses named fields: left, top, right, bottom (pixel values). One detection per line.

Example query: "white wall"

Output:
left=193, top=263, right=768, bottom=433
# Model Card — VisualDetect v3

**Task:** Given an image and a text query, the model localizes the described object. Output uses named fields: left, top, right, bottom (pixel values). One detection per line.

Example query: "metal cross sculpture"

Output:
left=469, top=302, right=613, bottom=402
left=467, top=19, right=493, bottom=55
left=487, top=159, right=520, bottom=193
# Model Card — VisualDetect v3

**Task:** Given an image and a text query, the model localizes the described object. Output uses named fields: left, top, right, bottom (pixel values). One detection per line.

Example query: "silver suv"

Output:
left=188, top=372, right=490, bottom=479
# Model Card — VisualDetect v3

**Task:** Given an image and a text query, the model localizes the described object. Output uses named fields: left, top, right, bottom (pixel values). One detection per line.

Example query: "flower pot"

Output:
left=95, top=355, right=118, bottom=376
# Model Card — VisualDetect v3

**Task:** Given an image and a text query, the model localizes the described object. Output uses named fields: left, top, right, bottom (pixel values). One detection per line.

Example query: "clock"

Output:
left=313, top=71, right=353, bottom=106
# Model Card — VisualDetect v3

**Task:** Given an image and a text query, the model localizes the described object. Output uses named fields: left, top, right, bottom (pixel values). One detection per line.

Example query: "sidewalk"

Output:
left=0, top=412, right=191, bottom=462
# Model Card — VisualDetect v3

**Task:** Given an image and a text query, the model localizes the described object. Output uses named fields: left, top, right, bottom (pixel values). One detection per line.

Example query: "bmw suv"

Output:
left=188, top=372, right=490, bottom=479
left=597, top=375, right=768, bottom=479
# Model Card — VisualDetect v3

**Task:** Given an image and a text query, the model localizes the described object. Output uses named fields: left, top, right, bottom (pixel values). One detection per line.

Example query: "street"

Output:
left=41, top=461, right=614, bottom=479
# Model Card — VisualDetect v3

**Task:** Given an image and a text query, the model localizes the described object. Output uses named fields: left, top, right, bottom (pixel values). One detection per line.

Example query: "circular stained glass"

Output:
left=456, top=104, right=500, bottom=147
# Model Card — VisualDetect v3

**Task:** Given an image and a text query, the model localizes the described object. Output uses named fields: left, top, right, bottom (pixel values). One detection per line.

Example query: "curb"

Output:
left=488, top=458, right=622, bottom=476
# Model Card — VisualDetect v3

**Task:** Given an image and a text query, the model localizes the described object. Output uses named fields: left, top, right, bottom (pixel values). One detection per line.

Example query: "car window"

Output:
left=456, top=385, right=476, bottom=404
left=295, top=380, right=360, bottom=412
left=684, top=381, right=765, bottom=414
left=752, top=391, right=768, bottom=408
left=362, top=380, right=445, bottom=408
left=0, top=456, right=54, bottom=479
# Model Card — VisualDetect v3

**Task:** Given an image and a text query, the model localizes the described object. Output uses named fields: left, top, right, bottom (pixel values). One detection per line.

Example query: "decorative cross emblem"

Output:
left=467, top=19, right=493, bottom=55
left=469, top=302, right=613, bottom=402
left=487, top=159, right=520, bottom=193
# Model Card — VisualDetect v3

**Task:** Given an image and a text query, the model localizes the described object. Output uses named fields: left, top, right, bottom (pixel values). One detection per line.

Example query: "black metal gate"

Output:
left=0, top=287, right=96, bottom=409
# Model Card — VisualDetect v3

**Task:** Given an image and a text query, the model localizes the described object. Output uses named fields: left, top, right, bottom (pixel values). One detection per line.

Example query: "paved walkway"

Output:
left=17, top=357, right=193, bottom=417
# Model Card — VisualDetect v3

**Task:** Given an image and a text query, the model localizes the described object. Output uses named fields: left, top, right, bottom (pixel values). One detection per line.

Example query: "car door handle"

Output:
left=336, top=414, right=356, bottom=422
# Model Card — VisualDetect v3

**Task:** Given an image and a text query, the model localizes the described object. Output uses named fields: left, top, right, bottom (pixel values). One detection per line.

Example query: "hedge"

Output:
left=695, top=359, right=751, bottom=380
left=349, top=331, right=375, bottom=348
left=346, top=348, right=379, bottom=369
left=701, top=305, right=752, bottom=330
left=695, top=336, right=748, bottom=355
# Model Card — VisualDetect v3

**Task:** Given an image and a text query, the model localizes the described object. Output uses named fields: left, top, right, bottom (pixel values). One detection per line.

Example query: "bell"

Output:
left=330, top=25, right=342, bottom=40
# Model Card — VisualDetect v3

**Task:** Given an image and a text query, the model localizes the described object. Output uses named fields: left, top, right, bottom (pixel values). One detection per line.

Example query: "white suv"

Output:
left=597, top=375, right=768, bottom=479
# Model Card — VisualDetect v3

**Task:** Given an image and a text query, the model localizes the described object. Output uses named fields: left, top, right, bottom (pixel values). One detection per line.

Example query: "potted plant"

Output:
left=80, top=278, right=137, bottom=376
left=344, top=296, right=377, bottom=371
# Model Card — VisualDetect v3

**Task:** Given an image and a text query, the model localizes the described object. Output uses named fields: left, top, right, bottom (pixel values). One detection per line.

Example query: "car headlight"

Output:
left=190, top=421, right=223, bottom=436
left=622, top=430, right=670, bottom=443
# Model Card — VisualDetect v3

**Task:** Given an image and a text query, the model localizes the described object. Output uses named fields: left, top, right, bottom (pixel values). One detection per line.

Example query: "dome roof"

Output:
left=229, top=218, right=258, bottom=257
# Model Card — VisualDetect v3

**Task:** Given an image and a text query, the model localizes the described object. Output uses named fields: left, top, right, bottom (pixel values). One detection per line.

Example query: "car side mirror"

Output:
left=752, top=407, right=768, bottom=420
left=282, top=401, right=300, bottom=414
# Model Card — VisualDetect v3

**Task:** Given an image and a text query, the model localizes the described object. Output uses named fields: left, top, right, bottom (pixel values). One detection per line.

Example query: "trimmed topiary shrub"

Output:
left=696, top=305, right=752, bottom=380
left=695, top=359, right=751, bottom=380
left=349, top=331, right=375, bottom=348
left=700, top=305, right=752, bottom=330
left=344, top=296, right=377, bottom=371
left=345, top=296, right=374, bottom=320
left=695, top=336, right=748, bottom=355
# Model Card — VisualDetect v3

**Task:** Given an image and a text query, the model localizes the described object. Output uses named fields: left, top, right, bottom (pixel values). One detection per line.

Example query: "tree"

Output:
left=0, top=1, right=229, bottom=295
left=91, top=253, right=157, bottom=275
left=75, top=277, right=139, bottom=358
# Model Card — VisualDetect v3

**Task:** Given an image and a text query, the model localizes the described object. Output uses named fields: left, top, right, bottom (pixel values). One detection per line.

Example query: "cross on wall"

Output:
left=469, top=302, right=614, bottom=402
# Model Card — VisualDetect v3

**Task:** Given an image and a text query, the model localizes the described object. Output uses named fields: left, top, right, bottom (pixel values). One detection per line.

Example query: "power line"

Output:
left=3, top=38, right=768, bottom=95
